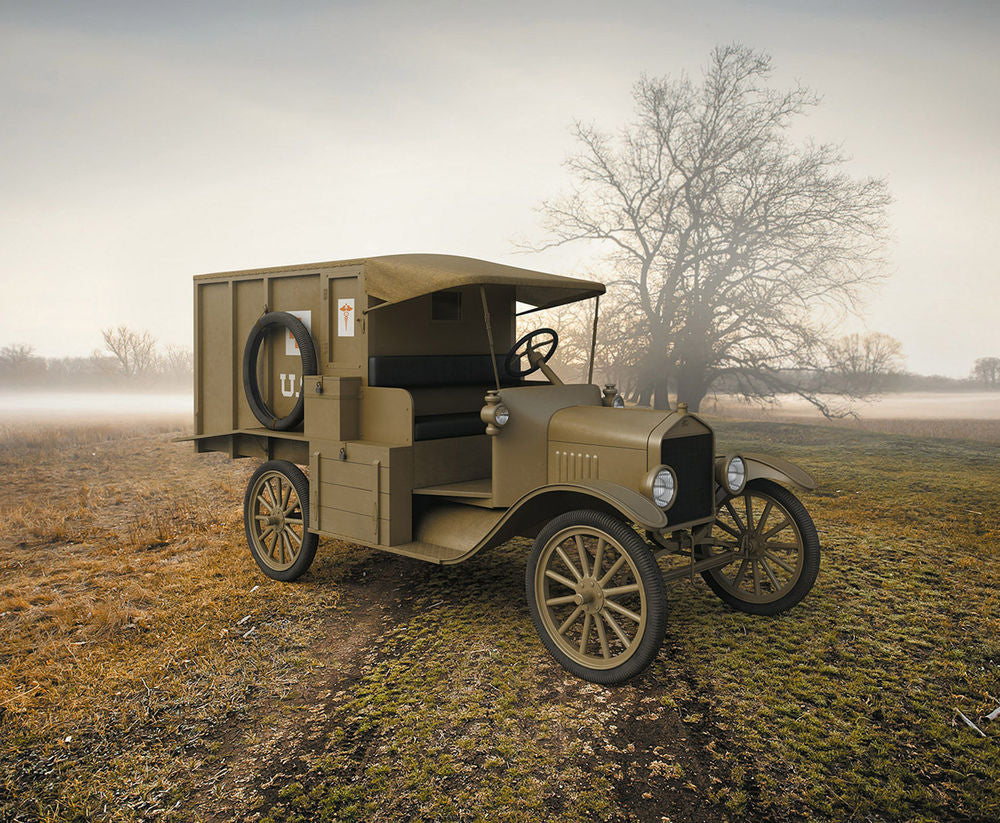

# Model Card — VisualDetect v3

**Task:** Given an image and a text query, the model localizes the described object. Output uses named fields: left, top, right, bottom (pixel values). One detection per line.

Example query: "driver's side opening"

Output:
left=363, top=285, right=578, bottom=505
left=366, top=285, right=529, bottom=442
left=365, top=286, right=544, bottom=506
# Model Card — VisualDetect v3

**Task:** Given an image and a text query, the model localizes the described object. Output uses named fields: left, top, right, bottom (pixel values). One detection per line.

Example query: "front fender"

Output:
left=446, top=480, right=666, bottom=565
left=421, top=480, right=667, bottom=566
left=518, top=480, right=669, bottom=531
left=716, top=452, right=816, bottom=494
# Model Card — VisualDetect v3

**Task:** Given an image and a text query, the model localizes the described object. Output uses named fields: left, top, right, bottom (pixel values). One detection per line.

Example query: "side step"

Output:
left=358, top=501, right=507, bottom=565
left=413, top=478, right=492, bottom=499
left=373, top=540, right=467, bottom=565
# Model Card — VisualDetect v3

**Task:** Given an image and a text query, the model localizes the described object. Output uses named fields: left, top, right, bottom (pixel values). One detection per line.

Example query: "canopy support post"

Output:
left=480, top=286, right=502, bottom=392
left=587, top=294, right=600, bottom=385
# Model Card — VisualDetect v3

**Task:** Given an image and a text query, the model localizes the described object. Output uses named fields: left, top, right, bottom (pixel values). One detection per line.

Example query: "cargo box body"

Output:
left=191, top=254, right=610, bottom=559
left=194, top=260, right=365, bottom=449
left=195, top=259, right=403, bottom=547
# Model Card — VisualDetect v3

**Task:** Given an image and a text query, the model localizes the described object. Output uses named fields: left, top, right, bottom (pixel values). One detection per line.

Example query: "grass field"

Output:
left=1, top=416, right=998, bottom=822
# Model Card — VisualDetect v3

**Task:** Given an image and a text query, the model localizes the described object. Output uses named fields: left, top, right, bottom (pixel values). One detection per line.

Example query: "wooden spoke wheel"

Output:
left=698, top=478, right=819, bottom=615
left=526, top=510, right=667, bottom=684
left=243, top=460, right=318, bottom=582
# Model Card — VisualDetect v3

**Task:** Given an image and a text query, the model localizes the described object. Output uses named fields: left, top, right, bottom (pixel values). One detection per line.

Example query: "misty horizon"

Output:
left=1, top=1, right=998, bottom=379
left=4, top=387, right=1000, bottom=426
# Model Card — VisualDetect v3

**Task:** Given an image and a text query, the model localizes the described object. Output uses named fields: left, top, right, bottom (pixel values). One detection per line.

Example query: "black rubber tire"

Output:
left=526, top=509, right=668, bottom=685
left=242, top=311, right=318, bottom=431
left=243, top=460, right=318, bottom=582
left=700, top=478, right=820, bottom=616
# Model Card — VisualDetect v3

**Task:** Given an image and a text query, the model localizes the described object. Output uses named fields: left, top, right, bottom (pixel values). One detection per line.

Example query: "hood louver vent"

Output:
left=553, top=450, right=599, bottom=482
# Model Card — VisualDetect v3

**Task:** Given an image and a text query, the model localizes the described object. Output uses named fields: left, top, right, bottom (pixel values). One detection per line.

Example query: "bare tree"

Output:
left=160, top=345, right=193, bottom=382
left=0, top=343, right=36, bottom=369
left=972, top=357, right=1000, bottom=388
left=0, top=343, right=44, bottom=384
left=99, top=326, right=159, bottom=379
left=827, top=332, right=903, bottom=394
left=533, top=45, right=891, bottom=414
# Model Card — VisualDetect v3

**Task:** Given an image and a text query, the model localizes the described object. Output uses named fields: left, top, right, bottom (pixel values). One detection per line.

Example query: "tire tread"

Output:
left=243, top=460, right=319, bottom=582
left=525, top=509, right=667, bottom=684
left=702, top=478, right=819, bottom=615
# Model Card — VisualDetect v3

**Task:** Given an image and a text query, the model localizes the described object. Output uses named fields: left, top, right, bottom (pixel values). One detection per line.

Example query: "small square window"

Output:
left=431, top=291, right=462, bottom=322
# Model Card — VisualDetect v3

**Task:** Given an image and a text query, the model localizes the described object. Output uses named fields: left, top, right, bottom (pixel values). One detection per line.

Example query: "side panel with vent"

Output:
left=551, top=449, right=600, bottom=482
left=546, top=443, right=644, bottom=487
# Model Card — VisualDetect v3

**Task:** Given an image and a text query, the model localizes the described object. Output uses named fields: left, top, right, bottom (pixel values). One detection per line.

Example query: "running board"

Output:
left=370, top=540, right=467, bottom=564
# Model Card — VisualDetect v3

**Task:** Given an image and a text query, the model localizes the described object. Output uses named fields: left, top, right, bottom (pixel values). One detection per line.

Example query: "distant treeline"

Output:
left=0, top=332, right=192, bottom=391
left=708, top=369, right=993, bottom=396
left=885, top=371, right=997, bottom=392
left=532, top=305, right=998, bottom=405
left=603, top=368, right=991, bottom=404
left=1, top=330, right=996, bottom=396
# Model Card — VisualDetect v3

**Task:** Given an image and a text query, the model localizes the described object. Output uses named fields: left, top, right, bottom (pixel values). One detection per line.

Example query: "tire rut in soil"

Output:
left=639, top=629, right=780, bottom=823
left=590, top=643, right=738, bottom=823
left=188, top=552, right=422, bottom=821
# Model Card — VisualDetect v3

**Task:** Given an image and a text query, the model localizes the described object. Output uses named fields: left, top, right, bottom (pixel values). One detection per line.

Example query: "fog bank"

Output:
left=0, top=391, right=193, bottom=420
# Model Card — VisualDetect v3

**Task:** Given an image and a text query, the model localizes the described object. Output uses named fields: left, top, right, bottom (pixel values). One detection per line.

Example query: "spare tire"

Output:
left=242, top=311, right=318, bottom=431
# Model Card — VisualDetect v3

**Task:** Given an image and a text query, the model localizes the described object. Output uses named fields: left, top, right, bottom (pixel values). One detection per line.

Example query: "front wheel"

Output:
left=698, top=478, right=819, bottom=615
left=526, top=510, right=668, bottom=684
left=243, top=460, right=318, bottom=581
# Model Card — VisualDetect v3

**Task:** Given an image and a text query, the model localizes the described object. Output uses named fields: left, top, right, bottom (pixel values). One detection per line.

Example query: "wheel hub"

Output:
left=574, top=577, right=605, bottom=615
left=740, top=532, right=765, bottom=559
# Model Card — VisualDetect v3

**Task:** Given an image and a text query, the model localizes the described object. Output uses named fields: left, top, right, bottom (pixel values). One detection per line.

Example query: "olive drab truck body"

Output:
left=189, top=254, right=821, bottom=683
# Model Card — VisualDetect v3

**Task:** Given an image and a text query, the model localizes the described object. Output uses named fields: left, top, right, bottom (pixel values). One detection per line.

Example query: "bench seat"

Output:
left=368, top=354, right=518, bottom=389
left=413, top=412, right=485, bottom=441
left=369, top=354, right=518, bottom=441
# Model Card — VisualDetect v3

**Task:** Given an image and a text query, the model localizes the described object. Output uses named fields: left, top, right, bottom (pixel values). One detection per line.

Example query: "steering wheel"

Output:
left=505, top=328, right=559, bottom=379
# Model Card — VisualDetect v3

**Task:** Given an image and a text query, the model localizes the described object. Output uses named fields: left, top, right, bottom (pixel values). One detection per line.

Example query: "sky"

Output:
left=1, top=0, right=997, bottom=377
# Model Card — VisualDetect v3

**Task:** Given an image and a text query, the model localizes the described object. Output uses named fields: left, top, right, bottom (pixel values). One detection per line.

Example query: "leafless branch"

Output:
left=530, top=44, right=891, bottom=410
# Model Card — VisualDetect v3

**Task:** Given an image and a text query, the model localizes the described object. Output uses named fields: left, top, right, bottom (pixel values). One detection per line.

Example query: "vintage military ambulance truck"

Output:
left=189, top=254, right=820, bottom=683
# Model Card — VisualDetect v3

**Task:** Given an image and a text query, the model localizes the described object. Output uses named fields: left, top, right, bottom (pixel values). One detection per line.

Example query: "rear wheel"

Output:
left=243, top=460, right=318, bottom=581
left=526, top=510, right=667, bottom=684
left=698, top=479, right=819, bottom=615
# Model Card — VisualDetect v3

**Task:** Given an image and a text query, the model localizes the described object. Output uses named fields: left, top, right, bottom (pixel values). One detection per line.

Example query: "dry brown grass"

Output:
left=0, top=421, right=344, bottom=821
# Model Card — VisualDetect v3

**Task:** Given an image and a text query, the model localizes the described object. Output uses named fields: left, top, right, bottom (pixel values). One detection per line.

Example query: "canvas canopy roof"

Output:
left=362, top=254, right=605, bottom=313
left=195, top=253, right=605, bottom=313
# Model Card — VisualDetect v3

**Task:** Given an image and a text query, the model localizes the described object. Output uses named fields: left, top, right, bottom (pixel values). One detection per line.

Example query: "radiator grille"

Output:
left=661, top=433, right=714, bottom=525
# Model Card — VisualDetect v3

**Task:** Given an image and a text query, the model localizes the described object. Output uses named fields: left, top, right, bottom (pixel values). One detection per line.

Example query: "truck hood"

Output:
left=548, top=405, right=677, bottom=452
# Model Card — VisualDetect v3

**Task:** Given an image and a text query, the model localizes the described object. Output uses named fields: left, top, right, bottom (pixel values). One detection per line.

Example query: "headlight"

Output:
left=494, top=404, right=510, bottom=426
left=642, top=465, right=677, bottom=510
left=725, top=456, right=746, bottom=494
left=602, top=384, right=623, bottom=407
